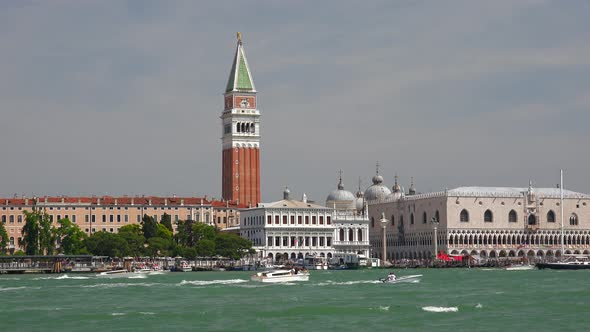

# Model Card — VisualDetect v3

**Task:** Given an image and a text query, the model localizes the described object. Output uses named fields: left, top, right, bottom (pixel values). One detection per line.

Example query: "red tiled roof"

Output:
left=1, top=196, right=248, bottom=209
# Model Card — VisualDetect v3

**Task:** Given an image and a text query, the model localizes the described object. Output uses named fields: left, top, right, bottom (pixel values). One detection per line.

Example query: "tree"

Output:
left=156, top=223, right=173, bottom=241
left=161, top=213, right=173, bottom=233
left=174, top=219, right=196, bottom=247
left=55, top=218, right=87, bottom=255
left=146, top=237, right=172, bottom=257
left=84, top=231, right=130, bottom=258
left=39, top=211, right=56, bottom=255
left=141, top=214, right=158, bottom=239
left=22, top=210, right=41, bottom=255
left=196, top=239, right=216, bottom=257
left=0, top=221, right=8, bottom=253
left=214, top=232, right=253, bottom=260
left=118, top=224, right=146, bottom=257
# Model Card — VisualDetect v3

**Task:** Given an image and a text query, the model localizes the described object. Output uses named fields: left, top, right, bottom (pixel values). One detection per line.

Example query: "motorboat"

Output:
left=97, top=269, right=135, bottom=278
left=505, top=264, right=535, bottom=271
left=251, top=269, right=310, bottom=283
left=380, top=274, right=422, bottom=284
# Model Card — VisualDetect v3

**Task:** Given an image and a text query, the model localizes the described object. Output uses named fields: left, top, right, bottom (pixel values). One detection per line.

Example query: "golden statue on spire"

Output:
left=237, top=32, right=242, bottom=44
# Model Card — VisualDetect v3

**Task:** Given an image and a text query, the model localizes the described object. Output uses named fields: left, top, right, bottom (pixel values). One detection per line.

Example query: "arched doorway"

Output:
left=528, top=214, right=537, bottom=225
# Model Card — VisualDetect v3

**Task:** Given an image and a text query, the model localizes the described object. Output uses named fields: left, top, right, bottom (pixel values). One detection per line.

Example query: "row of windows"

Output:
left=371, top=211, right=441, bottom=228
left=266, top=215, right=332, bottom=225
left=236, top=122, right=255, bottom=134
left=460, top=209, right=579, bottom=225
left=338, top=229, right=363, bottom=242
left=266, top=236, right=332, bottom=247
left=2, top=206, right=212, bottom=211
left=1, top=214, right=190, bottom=224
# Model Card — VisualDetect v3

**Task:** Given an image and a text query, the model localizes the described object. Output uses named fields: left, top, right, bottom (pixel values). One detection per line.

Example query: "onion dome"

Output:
left=364, top=167, right=391, bottom=201
left=326, top=172, right=356, bottom=210
left=386, top=174, right=403, bottom=200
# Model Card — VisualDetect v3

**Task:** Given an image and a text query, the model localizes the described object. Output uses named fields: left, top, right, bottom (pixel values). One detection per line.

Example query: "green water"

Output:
left=1, top=268, right=589, bottom=331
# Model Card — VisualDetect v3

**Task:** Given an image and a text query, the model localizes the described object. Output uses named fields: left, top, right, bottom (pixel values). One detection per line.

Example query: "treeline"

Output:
left=0, top=210, right=253, bottom=259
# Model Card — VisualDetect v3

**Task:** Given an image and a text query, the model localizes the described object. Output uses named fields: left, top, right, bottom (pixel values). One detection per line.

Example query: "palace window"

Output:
left=570, top=213, right=579, bottom=226
left=509, top=210, right=517, bottom=223
left=460, top=209, right=469, bottom=222
left=547, top=210, right=556, bottom=223
left=410, top=213, right=414, bottom=225
left=484, top=210, right=493, bottom=222
left=423, top=212, right=427, bottom=224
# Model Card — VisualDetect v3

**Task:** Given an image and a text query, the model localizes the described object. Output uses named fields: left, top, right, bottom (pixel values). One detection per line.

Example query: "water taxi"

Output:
left=251, top=269, right=310, bottom=283
left=97, top=269, right=135, bottom=278
left=379, top=274, right=422, bottom=284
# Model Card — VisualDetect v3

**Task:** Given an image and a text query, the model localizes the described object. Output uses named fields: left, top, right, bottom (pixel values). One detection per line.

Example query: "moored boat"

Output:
left=251, top=269, right=309, bottom=283
left=536, top=256, right=590, bottom=270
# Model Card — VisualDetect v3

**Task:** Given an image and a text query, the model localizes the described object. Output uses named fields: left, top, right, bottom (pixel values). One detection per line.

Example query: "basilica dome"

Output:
left=326, top=176, right=356, bottom=210
left=364, top=173, right=391, bottom=201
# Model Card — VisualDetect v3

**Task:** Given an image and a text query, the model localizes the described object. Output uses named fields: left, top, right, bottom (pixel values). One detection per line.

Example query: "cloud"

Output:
left=0, top=0, right=589, bottom=201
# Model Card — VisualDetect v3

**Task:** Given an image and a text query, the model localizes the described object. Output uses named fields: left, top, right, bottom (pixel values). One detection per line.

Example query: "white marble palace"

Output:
left=365, top=171, right=590, bottom=262
left=240, top=177, right=370, bottom=262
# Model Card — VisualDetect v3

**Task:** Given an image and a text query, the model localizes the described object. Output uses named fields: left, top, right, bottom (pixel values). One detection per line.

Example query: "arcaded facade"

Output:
left=368, top=184, right=590, bottom=261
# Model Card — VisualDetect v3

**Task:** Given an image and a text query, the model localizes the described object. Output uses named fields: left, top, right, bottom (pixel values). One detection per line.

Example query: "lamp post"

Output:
left=431, top=217, right=439, bottom=259
left=380, top=213, right=388, bottom=265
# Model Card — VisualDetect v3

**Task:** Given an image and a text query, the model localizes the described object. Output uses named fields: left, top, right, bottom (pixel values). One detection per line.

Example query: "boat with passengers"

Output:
left=251, top=268, right=310, bottom=283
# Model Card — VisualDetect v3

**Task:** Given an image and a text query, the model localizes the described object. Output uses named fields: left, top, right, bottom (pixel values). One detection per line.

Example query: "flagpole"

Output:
left=560, top=169, right=564, bottom=258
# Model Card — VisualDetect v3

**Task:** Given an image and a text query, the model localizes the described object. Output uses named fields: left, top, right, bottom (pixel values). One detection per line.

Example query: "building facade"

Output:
left=221, top=33, right=261, bottom=206
left=0, top=196, right=245, bottom=252
left=240, top=177, right=371, bottom=262
left=367, top=183, right=590, bottom=261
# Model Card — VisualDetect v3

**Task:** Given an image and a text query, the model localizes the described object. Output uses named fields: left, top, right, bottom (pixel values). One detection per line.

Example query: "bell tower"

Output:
left=221, top=32, right=261, bottom=205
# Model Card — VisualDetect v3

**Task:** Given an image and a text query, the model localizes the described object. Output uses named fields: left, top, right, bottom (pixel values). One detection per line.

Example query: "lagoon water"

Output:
left=1, top=268, right=589, bottom=331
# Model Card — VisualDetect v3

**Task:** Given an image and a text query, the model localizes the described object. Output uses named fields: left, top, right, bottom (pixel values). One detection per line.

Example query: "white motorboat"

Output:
left=251, top=269, right=310, bottom=283
left=380, top=274, right=422, bottom=284
left=505, top=264, right=535, bottom=271
left=97, top=269, right=135, bottom=278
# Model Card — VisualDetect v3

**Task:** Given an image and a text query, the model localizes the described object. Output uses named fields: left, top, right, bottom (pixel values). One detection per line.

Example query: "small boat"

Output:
left=97, top=269, right=135, bottom=278
left=380, top=274, right=422, bottom=283
left=505, top=264, right=535, bottom=271
left=251, top=269, right=310, bottom=283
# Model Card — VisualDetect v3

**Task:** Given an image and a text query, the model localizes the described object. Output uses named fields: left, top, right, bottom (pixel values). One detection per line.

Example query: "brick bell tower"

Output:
left=221, top=32, right=261, bottom=205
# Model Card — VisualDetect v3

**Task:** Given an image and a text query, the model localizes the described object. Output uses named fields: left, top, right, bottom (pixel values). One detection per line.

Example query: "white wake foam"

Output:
left=83, top=282, right=157, bottom=289
left=111, top=312, right=126, bottom=316
left=178, top=279, right=248, bottom=286
left=55, top=274, right=90, bottom=280
left=422, top=306, right=459, bottom=313
left=316, top=280, right=382, bottom=286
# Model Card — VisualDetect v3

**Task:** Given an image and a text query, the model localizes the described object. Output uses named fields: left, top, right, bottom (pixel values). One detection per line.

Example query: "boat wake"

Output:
left=55, top=274, right=90, bottom=280
left=83, top=282, right=158, bottom=289
left=178, top=279, right=248, bottom=286
left=0, top=286, right=40, bottom=292
left=422, top=306, right=459, bottom=313
left=316, top=280, right=382, bottom=286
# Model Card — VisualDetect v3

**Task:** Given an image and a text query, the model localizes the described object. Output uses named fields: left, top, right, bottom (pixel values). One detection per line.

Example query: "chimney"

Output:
left=45, top=197, right=48, bottom=203
left=61, top=197, right=65, bottom=204
left=148, top=199, right=152, bottom=206
left=97, top=197, right=101, bottom=205
left=164, top=198, right=168, bottom=206
left=25, top=198, right=29, bottom=206
left=114, top=198, right=118, bottom=206
left=180, top=199, right=184, bottom=206
left=131, top=197, right=134, bottom=206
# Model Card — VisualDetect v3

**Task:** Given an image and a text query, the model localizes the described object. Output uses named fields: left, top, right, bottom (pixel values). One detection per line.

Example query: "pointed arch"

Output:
left=484, top=210, right=493, bottom=222
left=547, top=210, right=556, bottom=223
left=460, top=209, right=469, bottom=222
left=509, top=210, right=517, bottom=223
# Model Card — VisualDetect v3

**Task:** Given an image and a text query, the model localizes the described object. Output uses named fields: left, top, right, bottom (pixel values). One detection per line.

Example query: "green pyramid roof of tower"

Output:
left=225, top=39, right=256, bottom=93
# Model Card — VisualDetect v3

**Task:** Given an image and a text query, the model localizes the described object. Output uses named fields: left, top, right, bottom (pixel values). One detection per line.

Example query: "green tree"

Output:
left=156, top=223, right=173, bottom=241
left=118, top=224, right=146, bottom=257
left=0, top=221, right=8, bottom=253
left=55, top=218, right=87, bottom=255
left=196, top=239, right=216, bottom=257
left=141, top=214, right=158, bottom=239
left=146, top=237, right=172, bottom=257
left=22, top=210, right=41, bottom=255
left=84, top=231, right=130, bottom=258
left=161, top=213, right=173, bottom=233
left=214, top=232, right=253, bottom=260
left=174, top=219, right=195, bottom=247
left=39, top=211, right=56, bottom=255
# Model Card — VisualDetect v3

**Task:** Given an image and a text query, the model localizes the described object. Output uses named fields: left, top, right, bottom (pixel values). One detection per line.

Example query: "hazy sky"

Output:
left=1, top=0, right=589, bottom=203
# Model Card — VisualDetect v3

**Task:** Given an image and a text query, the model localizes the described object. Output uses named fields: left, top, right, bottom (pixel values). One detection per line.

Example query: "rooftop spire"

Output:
left=226, top=32, right=256, bottom=93
left=338, top=170, right=344, bottom=190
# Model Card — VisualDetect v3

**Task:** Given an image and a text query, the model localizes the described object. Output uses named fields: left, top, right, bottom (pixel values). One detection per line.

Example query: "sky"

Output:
left=1, top=0, right=589, bottom=203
